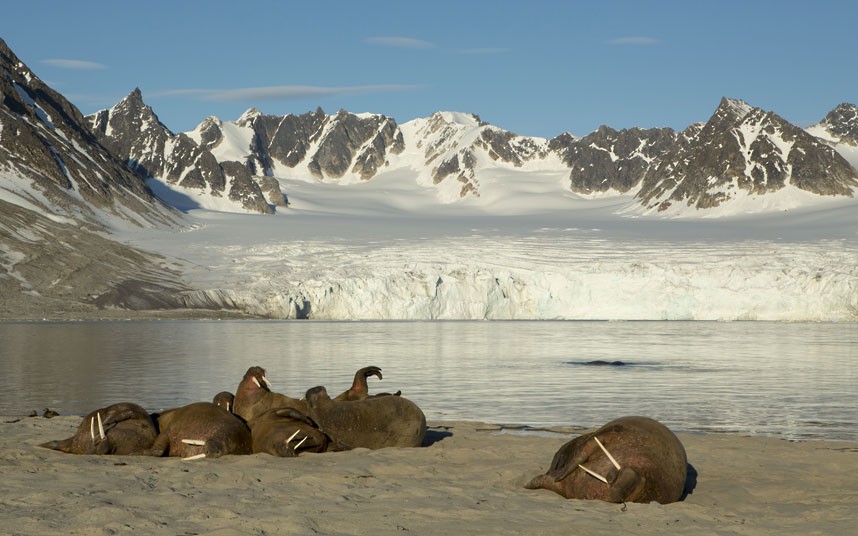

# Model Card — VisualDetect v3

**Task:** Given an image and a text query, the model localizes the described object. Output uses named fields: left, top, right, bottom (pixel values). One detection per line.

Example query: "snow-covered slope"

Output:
left=0, top=37, right=189, bottom=317
left=111, top=94, right=857, bottom=219
left=634, top=98, right=858, bottom=216
left=119, top=183, right=858, bottom=321
left=807, top=102, right=858, bottom=169
left=88, top=90, right=280, bottom=214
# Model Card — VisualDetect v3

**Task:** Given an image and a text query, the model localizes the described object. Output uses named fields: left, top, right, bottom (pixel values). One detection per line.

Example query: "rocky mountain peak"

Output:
left=237, top=107, right=262, bottom=127
left=815, top=103, right=858, bottom=145
left=1, top=37, right=170, bottom=228
left=88, top=89, right=277, bottom=213
left=637, top=98, right=858, bottom=212
left=716, top=97, right=755, bottom=122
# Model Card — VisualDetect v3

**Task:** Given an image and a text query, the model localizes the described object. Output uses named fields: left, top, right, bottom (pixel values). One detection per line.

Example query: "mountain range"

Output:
left=1, top=35, right=857, bottom=318
left=86, top=86, right=858, bottom=215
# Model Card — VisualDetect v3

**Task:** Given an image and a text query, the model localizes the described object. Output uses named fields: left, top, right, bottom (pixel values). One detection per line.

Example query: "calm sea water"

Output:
left=1, top=321, right=855, bottom=441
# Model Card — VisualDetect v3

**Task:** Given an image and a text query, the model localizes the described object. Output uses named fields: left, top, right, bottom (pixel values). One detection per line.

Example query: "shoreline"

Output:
left=2, top=416, right=856, bottom=535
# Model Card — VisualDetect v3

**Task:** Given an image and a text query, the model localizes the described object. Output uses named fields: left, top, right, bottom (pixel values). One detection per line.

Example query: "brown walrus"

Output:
left=248, top=407, right=329, bottom=457
left=305, top=385, right=426, bottom=450
left=39, top=402, right=156, bottom=455
left=232, top=366, right=308, bottom=422
left=232, top=365, right=392, bottom=422
left=334, top=366, right=383, bottom=401
left=212, top=391, right=235, bottom=412
left=142, top=402, right=252, bottom=459
left=333, top=366, right=402, bottom=401
left=525, top=416, right=688, bottom=504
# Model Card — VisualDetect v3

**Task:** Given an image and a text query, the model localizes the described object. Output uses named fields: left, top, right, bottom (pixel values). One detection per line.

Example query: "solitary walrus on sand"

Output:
left=248, top=407, right=329, bottom=457
left=525, top=416, right=687, bottom=504
left=143, top=402, right=252, bottom=459
left=305, top=385, right=426, bottom=450
left=40, top=402, right=156, bottom=455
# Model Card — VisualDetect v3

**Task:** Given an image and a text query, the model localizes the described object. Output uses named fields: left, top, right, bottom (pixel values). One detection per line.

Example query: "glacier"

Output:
left=121, top=169, right=858, bottom=322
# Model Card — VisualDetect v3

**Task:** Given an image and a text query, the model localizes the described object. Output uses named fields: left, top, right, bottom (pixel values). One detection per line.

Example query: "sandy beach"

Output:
left=1, top=416, right=856, bottom=535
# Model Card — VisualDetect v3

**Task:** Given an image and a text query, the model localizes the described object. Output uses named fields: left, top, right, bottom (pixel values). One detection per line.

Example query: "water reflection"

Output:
left=0, top=320, right=855, bottom=441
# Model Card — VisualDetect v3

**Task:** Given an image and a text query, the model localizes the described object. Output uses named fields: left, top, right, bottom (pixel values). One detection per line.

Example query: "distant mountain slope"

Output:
left=0, top=39, right=174, bottom=229
left=806, top=103, right=858, bottom=170
left=0, top=37, right=198, bottom=318
left=88, top=89, right=280, bottom=214
left=636, top=98, right=858, bottom=213
left=94, top=92, right=856, bottom=217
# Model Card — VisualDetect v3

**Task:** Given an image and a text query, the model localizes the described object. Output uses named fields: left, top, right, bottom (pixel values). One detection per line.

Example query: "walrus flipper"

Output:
left=273, top=408, right=316, bottom=427
left=550, top=435, right=598, bottom=481
left=39, top=437, right=75, bottom=453
left=334, top=366, right=384, bottom=401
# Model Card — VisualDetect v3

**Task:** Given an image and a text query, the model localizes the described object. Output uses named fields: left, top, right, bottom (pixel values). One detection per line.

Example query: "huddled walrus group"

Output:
left=41, top=365, right=426, bottom=460
left=39, top=365, right=689, bottom=505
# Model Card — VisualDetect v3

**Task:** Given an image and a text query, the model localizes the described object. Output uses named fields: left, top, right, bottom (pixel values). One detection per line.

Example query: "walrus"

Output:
left=334, top=366, right=382, bottom=401
left=333, top=366, right=402, bottom=401
left=525, top=416, right=687, bottom=504
left=305, top=386, right=426, bottom=450
left=40, top=402, right=157, bottom=455
left=212, top=391, right=235, bottom=412
left=248, top=407, right=329, bottom=457
left=232, top=366, right=308, bottom=422
left=233, top=365, right=392, bottom=421
left=142, top=402, right=252, bottom=459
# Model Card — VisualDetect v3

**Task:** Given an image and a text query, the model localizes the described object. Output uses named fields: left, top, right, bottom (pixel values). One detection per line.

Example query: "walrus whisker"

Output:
left=578, top=464, right=609, bottom=484
left=90, top=416, right=95, bottom=441
left=182, top=453, right=206, bottom=461
left=97, top=412, right=105, bottom=441
left=293, top=436, right=308, bottom=449
left=181, top=439, right=206, bottom=446
left=594, top=436, right=621, bottom=470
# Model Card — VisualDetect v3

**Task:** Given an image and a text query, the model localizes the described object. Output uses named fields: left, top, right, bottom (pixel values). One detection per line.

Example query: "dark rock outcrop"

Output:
left=88, top=90, right=274, bottom=214
left=637, top=97, right=858, bottom=211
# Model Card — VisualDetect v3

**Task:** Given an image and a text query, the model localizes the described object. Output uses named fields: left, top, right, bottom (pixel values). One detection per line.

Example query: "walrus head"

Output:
left=241, top=366, right=273, bottom=392
left=212, top=391, right=235, bottom=413
left=305, top=386, right=331, bottom=408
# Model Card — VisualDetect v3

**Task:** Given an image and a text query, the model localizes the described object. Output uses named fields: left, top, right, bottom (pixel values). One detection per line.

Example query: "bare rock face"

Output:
left=549, top=126, right=677, bottom=194
left=813, top=103, right=858, bottom=146
left=637, top=97, right=858, bottom=211
left=0, top=39, right=171, bottom=228
left=88, top=90, right=273, bottom=214
left=307, top=110, right=405, bottom=180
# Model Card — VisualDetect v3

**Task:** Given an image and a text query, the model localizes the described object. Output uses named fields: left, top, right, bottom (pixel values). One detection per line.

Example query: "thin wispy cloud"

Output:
left=607, top=36, right=660, bottom=46
left=153, top=84, right=422, bottom=102
left=457, top=47, right=509, bottom=55
left=41, top=59, right=107, bottom=70
left=366, top=36, right=436, bottom=49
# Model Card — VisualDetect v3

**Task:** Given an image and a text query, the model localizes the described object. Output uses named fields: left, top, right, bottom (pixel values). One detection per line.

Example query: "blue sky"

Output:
left=2, top=1, right=856, bottom=138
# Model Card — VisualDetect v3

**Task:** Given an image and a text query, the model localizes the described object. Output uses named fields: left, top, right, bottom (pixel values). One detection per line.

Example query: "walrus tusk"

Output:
left=286, top=430, right=301, bottom=444
left=97, top=412, right=105, bottom=441
left=578, top=464, right=609, bottom=484
left=90, top=417, right=95, bottom=441
left=261, top=375, right=272, bottom=389
left=293, top=436, right=308, bottom=450
left=183, top=453, right=206, bottom=461
left=594, top=436, right=621, bottom=470
left=181, top=439, right=206, bottom=446
left=252, top=377, right=261, bottom=388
